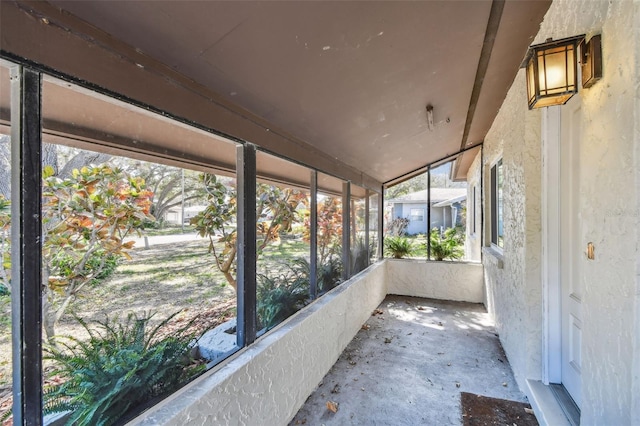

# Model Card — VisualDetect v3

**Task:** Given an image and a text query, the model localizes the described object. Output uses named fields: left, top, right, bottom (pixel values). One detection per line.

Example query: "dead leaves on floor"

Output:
left=326, top=400, right=339, bottom=413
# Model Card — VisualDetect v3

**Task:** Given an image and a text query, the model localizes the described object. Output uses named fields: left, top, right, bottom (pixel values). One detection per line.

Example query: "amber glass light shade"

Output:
left=525, top=36, right=583, bottom=109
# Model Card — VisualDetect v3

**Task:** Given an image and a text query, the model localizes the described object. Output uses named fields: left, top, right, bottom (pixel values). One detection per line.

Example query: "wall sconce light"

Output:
left=525, top=35, right=582, bottom=109
left=581, top=35, right=602, bottom=88
left=524, top=34, right=602, bottom=110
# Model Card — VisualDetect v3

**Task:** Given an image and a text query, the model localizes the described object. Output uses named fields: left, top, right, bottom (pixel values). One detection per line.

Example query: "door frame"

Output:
left=541, top=105, right=562, bottom=384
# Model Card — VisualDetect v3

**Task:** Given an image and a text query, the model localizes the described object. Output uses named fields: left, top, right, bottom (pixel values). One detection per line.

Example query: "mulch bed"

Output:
left=461, top=392, right=538, bottom=426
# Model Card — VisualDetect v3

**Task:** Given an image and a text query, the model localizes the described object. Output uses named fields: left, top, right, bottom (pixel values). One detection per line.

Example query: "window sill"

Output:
left=482, top=246, right=504, bottom=269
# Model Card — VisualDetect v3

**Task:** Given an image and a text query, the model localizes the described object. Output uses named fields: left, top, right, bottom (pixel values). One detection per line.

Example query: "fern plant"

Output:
left=43, top=312, right=204, bottom=426
left=384, top=236, right=415, bottom=259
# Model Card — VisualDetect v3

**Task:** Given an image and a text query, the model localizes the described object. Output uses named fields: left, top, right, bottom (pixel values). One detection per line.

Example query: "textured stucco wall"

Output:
left=132, top=262, right=387, bottom=426
left=387, top=259, right=484, bottom=303
left=478, top=0, right=640, bottom=424
left=476, top=68, right=543, bottom=389
left=534, top=1, right=639, bottom=424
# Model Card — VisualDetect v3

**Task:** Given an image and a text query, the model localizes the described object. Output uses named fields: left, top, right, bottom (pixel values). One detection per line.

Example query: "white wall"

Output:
left=131, top=262, right=388, bottom=426
left=477, top=0, right=640, bottom=424
left=471, top=68, right=543, bottom=388
left=387, top=259, right=484, bottom=304
left=535, top=1, right=639, bottom=423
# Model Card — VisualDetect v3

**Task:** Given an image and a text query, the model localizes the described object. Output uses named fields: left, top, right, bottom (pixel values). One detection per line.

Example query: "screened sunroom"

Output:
left=2, top=1, right=640, bottom=425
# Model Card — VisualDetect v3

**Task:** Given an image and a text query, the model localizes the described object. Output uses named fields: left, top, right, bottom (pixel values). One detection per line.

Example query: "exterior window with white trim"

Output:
left=470, top=185, right=476, bottom=235
left=409, top=208, right=424, bottom=222
left=490, top=159, right=504, bottom=248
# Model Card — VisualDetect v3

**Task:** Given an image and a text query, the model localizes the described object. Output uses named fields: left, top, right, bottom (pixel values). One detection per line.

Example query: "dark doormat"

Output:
left=461, top=392, right=539, bottom=426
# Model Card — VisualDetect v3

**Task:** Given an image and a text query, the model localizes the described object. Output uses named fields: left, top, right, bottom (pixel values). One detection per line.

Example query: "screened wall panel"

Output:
left=39, top=75, right=241, bottom=424
left=350, top=185, right=368, bottom=275
left=255, top=151, right=311, bottom=332
left=0, top=59, right=13, bottom=424
left=316, top=173, right=343, bottom=295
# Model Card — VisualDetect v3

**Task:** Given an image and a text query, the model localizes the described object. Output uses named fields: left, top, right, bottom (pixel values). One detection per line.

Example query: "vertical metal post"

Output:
left=236, top=144, right=257, bottom=346
left=11, top=65, right=43, bottom=426
left=309, top=170, right=318, bottom=299
left=364, top=190, right=370, bottom=263
left=426, top=167, right=432, bottom=260
left=180, top=168, right=185, bottom=232
left=377, top=191, right=383, bottom=260
left=341, top=181, right=351, bottom=280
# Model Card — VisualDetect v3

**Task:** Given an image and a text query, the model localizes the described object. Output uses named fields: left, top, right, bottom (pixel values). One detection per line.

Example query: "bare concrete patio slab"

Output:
left=290, top=295, right=531, bottom=425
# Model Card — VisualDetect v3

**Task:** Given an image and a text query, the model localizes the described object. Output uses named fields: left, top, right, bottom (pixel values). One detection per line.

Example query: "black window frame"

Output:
left=6, top=58, right=384, bottom=424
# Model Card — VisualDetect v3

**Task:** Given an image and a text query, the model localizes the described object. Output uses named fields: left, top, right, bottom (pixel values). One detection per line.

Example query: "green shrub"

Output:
left=384, top=236, right=415, bottom=259
left=0, top=195, right=11, bottom=291
left=50, top=250, right=120, bottom=288
left=318, top=255, right=342, bottom=293
left=429, top=227, right=464, bottom=261
left=256, top=254, right=346, bottom=330
left=44, top=312, right=204, bottom=426
left=257, top=260, right=310, bottom=330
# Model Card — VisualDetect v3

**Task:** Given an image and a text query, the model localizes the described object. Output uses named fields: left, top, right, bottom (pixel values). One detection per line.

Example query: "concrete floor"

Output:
left=290, top=295, right=529, bottom=426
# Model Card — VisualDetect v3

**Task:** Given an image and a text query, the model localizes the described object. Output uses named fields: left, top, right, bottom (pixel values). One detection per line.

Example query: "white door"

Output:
left=559, top=95, right=583, bottom=408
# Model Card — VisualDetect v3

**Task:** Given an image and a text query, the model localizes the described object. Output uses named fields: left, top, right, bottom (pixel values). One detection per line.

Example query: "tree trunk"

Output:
left=42, top=295, right=57, bottom=344
left=42, top=143, right=59, bottom=175
left=219, top=244, right=237, bottom=292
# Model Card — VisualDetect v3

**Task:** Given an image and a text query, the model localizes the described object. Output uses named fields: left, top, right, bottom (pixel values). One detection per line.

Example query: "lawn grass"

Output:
left=143, top=224, right=196, bottom=237
left=0, top=233, right=313, bottom=398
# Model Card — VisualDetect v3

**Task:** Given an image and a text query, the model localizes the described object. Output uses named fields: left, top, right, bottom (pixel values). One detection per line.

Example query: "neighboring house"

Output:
left=387, top=188, right=466, bottom=235
left=164, top=205, right=207, bottom=225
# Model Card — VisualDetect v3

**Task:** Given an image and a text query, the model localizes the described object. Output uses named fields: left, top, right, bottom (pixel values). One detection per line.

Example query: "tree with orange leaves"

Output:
left=191, top=174, right=308, bottom=292
left=41, top=165, right=154, bottom=342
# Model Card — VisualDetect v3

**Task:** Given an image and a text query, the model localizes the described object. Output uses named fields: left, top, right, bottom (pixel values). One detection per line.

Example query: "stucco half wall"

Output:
left=387, top=259, right=485, bottom=304
left=132, top=262, right=388, bottom=425
left=130, top=259, right=485, bottom=425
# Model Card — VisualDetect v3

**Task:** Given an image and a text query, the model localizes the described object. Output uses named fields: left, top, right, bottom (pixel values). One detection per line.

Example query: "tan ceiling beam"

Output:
left=452, top=0, right=504, bottom=180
